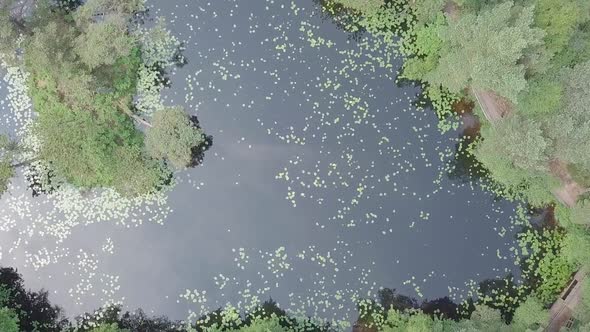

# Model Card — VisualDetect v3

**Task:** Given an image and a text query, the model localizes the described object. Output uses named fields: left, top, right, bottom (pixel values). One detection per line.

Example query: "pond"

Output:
left=0, top=0, right=520, bottom=326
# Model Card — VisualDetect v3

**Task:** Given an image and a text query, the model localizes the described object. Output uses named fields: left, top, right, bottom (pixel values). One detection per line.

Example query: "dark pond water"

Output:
left=0, top=0, right=520, bottom=326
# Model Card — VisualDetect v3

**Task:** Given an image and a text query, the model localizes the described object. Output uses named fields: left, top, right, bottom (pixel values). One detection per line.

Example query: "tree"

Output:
left=425, top=1, right=545, bottom=103
left=0, top=307, right=19, bottom=332
left=236, top=316, right=291, bottom=332
left=0, top=1, right=19, bottom=62
left=476, top=115, right=550, bottom=173
left=408, top=0, right=444, bottom=27
left=511, top=296, right=549, bottom=331
left=455, top=305, right=510, bottom=332
left=517, top=77, right=563, bottom=117
left=145, top=107, right=205, bottom=170
left=90, top=324, right=129, bottom=332
left=19, top=0, right=193, bottom=196
left=545, top=61, right=590, bottom=169
left=74, top=14, right=134, bottom=70
left=0, top=268, right=68, bottom=332
left=400, top=15, right=445, bottom=81
left=534, top=0, right=581, bottom=56
left=562, top=225, right=590, bottom=267
left=76, top=305, right=182, bottom=332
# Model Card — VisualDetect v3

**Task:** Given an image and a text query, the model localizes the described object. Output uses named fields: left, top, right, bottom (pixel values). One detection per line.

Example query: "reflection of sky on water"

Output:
left=0, top=0, right=519, bottom=324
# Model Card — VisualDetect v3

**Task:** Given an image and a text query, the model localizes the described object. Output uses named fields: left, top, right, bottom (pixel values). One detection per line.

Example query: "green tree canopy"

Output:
left=511, top=296, right=549, bottom=331
left=425, top=1, right=545, bottom=103
left=534, top=0, right=583, bottom=56
left=145, top=107, right=205, bottom=170
left=0, top=307, right=19, bottom=332
left=89, top=323, right=130, bottom=332
left=12, top=0, right=205, bottom=196
left=0, top=1, right=19, bottom=62
left=74, top=14, right=134, bottom=70
left=476, top=115, right=550, bottom=173
left=545, top=61, right=590, bottom=169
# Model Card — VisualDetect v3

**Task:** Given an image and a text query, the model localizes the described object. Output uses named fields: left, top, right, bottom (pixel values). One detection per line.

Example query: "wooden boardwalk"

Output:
left=545, top=269, right=587, bottom=331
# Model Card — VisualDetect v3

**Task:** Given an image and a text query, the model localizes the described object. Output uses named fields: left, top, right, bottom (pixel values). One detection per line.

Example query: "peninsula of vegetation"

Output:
left=0, top=0, right=209, bottom=197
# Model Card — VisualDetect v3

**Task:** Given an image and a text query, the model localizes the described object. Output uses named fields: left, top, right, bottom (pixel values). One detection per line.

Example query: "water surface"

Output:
left=0, top=0, right=519, bottom=325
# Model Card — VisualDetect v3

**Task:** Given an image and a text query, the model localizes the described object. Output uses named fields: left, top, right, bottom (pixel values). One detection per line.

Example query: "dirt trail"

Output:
left=443, top=0, right=459, bottom=21
left=549, top=160, right=589, bottom=208
left=472, top=88, right=513, bottom=122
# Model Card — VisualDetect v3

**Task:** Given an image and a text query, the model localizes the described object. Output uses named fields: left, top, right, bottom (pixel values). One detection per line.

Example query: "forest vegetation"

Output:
left=1, top=266, right=582, bottom=331
left=322, top=0, right=590, bottom=330
left=0, top=0, right=209, bottom=197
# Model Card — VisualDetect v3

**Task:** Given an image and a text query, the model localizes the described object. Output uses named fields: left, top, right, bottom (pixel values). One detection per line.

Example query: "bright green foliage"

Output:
left=411, top=20, right=444, bottom=57
left=425, top=2, right=545, bottom=103
left=561, top=61, right=590, bottom=114
left=545, top=62, right=590, bottom=169
left=517, top=77, right=563, bottom=117
left=511, top=296, right=549, bottom=331
left=378, top=305, right=512, bottom=332
left=0, top=307, right=19, bottom=332
left=469, top=305, right=502, bottom=323
left=474, top=116, right=557, bottom=206
left=518, top=228, right=575, bottom=303
left=476, top=116, right=549, bottom=173
left=109, top=147, right=169, bottom=197
left=552, top=25, right=590, bottom=68
left=32, top=90, right=164, bottom=195
left=562, top=226, right=590, bottom=267
left=454, top=307, right=510, bottom=332
left=145, top=107, right=205, bottom=170
left=90, top=323, right=129, bottom=332
left=534, top=0, right=580, bottom=55
left=379, top=310, right=435, bottom=332
left=408, top=0, right=444, bottom=27
left=230, top=316, right=290, bottom=332
left=401, top=56, right=438, bottom=81
left=16, top=0, right=199, bottom=196
left=191, top=300, right=332, bottom=332
left=74, top=15, right=134, bottom=70
left=401, top=16, right=445, bottom=81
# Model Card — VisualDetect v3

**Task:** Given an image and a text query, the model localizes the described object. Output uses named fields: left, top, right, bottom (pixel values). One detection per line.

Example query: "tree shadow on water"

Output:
left=188, top=115, right=213, bottom=168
